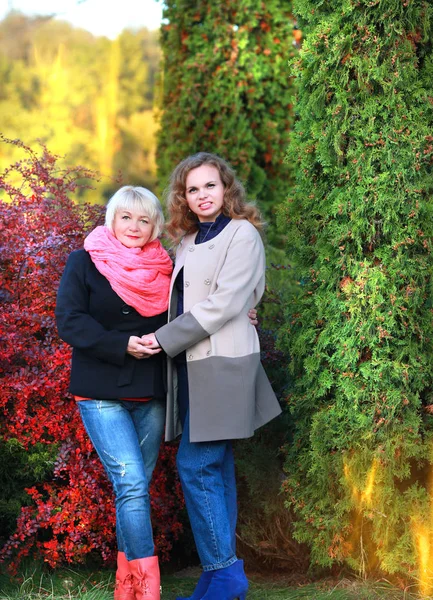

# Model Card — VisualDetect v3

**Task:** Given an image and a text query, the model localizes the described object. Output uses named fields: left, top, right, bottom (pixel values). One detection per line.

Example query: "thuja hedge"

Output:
left=279, top=0, right=433, bottom=581
left=157, top=0, right=295, bottom=222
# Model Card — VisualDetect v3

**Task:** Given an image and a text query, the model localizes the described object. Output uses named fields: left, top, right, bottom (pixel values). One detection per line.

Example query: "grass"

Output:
left=0, top=566, right=425, bottom=600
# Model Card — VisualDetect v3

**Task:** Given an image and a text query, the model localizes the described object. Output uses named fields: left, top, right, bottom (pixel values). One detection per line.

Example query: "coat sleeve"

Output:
left=55, top=251, right=130, bottom=366
left=155, top=224, right=265, bottom=358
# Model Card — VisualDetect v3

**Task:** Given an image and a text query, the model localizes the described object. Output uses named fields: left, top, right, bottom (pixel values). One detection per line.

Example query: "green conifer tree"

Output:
left=279, top=0, right=433, bottom=582
left=156, top=0, right=295, bottom=221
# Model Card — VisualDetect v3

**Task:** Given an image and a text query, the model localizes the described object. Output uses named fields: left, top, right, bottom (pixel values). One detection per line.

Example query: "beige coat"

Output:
left=156, top=219, right=281, bottom=442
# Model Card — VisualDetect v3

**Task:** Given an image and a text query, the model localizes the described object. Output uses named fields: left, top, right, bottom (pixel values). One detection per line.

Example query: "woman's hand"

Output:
left=127, top=335, right=161, bottom=359
left=248, top=308, right=258, bottom=326
left=140, top=333, right=161, bottom=349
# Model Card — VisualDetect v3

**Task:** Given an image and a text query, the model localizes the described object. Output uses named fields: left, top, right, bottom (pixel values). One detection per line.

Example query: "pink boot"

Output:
left=114, top=552, right=135, bottom=600
left=129, top=555, right=160, bottom=600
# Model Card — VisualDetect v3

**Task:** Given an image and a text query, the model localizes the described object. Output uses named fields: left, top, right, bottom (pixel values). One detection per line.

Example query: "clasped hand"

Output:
left=127, top=333, right=160, bottom=359
left=127, top=310, right=257, bottom=360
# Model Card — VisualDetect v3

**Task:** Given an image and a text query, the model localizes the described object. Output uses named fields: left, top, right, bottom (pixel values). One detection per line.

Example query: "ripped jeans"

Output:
left=78, top=398, right=165, bottom=560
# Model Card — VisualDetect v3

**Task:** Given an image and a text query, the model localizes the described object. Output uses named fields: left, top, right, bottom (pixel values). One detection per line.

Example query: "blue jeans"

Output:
left=78, top=398, right=165, bottom=560
left=177, top=412, right=238, bottom=571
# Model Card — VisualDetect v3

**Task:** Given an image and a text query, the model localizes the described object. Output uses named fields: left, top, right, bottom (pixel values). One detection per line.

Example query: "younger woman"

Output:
left=143, top=153, right=282, bottom=600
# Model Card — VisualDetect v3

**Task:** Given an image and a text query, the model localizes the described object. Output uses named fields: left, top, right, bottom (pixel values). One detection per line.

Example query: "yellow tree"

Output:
left=93, top=38, right=121, bottom=178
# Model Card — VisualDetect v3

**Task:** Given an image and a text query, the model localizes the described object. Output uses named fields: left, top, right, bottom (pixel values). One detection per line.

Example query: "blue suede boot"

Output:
left=176, top=570, right=213, bottom=600
left=200, top=560, right=248, bottom=600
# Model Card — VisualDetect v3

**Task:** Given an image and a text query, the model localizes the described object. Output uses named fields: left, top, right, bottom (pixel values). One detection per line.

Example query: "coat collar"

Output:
left=169, top=219, right=244, bottom=295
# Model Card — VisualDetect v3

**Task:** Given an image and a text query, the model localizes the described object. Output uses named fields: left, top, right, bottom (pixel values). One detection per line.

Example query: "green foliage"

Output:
left=157, top=0, right=296, bottom=225
left=279, top=0, right=433, bottom=585
left=0, top=438, right=57, bottom=541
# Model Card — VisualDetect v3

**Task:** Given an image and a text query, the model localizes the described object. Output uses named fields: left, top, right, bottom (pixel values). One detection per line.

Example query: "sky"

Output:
left=0, top=0, right=163, bottom=38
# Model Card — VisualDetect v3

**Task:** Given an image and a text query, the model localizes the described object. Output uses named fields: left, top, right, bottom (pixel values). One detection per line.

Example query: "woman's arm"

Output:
left=154, top=225, right=264, bottom=358
left=55, top=251, right=158, bottom=365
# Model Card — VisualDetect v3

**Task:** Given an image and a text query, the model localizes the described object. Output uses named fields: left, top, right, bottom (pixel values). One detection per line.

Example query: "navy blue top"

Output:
left=194, top=213, right=232, bottom=245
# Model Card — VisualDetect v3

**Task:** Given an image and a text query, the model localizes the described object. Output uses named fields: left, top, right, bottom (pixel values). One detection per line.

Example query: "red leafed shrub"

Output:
left=0, top=136, right=184, bottom=573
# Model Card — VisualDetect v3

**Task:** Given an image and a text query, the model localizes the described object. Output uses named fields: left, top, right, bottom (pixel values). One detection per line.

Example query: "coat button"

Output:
left=204, top=279, right=211, bottom=285
left=208, top=244, right=215, bottom=249
left=188, top=245, right=195, bottom=252
left=187, top=354, right=193, bottom=360
left=121, top=304, right=131, bottom=315
left=185, top=281, right=190, bottom=287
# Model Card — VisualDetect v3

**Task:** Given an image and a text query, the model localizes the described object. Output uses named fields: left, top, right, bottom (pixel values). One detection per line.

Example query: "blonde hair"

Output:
left=165, top=153, right=264, bottom=242
left=105, top=186, right=164, bottom=241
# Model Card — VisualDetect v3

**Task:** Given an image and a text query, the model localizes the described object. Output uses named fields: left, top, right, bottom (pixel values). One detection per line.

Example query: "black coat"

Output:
left=55, top=249, right=167, bottom=399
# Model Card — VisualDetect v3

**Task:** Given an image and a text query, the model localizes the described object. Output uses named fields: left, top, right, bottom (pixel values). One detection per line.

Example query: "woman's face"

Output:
left=113, top=208, right=153, bottom=248
left=185, top=164, right=225, bottom=222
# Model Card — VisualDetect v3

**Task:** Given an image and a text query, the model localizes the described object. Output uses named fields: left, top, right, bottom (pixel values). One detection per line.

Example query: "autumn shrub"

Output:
left=279, top=0, right=433, bottom=585
left=0, top=137, right=184, bottom=572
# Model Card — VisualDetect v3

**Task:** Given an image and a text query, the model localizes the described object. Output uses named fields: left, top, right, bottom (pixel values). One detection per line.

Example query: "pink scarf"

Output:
left=84, top=226, right=172, bottom=317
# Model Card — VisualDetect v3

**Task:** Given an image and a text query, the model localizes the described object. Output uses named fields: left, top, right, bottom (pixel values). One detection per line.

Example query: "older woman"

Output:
left=143, top=153, right=281, bottom=600
left=55, top=186, right=171, bottom=600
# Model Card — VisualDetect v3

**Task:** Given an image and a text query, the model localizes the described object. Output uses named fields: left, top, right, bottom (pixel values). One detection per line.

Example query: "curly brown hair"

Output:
left=164, top=152, right=264, bottom=242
